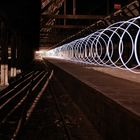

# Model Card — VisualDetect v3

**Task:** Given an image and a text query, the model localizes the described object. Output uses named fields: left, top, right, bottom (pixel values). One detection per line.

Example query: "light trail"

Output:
left=46, top=16, right=140, bottom=73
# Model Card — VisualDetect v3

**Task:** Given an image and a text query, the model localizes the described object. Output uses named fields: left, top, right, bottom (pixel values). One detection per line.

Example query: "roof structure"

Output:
left=40, top=0, right=138, bottom=49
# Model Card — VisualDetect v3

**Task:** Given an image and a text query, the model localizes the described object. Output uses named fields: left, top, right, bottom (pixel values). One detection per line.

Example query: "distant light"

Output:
left=34, top=50, right=48, bottom=60
left=114, top=4, right=121, bottom=10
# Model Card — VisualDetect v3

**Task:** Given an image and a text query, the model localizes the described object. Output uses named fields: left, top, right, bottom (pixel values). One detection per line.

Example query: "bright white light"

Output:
left=34, top=50, right=48, bottom=60
left=46, top=16, right=140, bottom=74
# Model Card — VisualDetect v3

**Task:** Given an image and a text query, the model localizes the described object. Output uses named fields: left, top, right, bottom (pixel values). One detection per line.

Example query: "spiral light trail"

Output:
left=46, top=16, right=140, bottom=73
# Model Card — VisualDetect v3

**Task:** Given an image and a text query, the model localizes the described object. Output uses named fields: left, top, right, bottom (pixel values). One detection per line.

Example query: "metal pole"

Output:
left=0, top=21, right=9, bottom=86
left=64, top=0, right=66, bottom=25
left=73, top=0, right=76, bottom=15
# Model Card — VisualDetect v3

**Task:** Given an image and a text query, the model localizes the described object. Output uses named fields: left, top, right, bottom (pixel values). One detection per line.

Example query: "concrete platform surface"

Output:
left=47, top=58, right=140, bottom=118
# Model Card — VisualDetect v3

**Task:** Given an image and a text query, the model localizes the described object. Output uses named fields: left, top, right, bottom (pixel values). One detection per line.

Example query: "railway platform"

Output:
left=46, top=58, right=140, bottom=140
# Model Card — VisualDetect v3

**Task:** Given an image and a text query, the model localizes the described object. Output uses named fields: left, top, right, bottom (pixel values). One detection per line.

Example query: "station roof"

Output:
left=40, top=0, right=138, bottom=49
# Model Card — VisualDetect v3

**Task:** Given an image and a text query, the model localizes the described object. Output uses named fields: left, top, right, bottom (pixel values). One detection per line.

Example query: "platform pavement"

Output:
left=46, top=58, right=140, bottom=116
left=46, top=57, right=140, bottom=140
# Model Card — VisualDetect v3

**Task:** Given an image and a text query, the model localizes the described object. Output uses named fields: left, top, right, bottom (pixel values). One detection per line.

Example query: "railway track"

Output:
left=18, top=69, right=103, bottom=140
left=48, top=76, right=72, bottom=140
left=0, top=69, right=53, bottom=140
left=0, top=61, right=103, bottom=140
left=17, top=71, right=74, bottom=140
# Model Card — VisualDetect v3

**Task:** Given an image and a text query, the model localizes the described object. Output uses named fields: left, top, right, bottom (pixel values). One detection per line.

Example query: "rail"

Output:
left=0, top=70, right=53, bottom=140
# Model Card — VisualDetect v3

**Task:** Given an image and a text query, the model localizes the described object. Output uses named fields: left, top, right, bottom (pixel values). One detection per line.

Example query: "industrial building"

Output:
left=0, top=0, right=140, bottom=140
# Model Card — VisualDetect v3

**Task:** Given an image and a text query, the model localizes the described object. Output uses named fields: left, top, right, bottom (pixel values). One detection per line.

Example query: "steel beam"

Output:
left=41, top=14, right=106, bottom=20
left=42, top=24, right=86, bottom=29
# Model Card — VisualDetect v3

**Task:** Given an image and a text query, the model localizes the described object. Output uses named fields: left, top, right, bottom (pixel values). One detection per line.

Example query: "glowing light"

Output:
left=34, top=50, right=48, bottom=60
left=46, top=16, right=140, bottom=73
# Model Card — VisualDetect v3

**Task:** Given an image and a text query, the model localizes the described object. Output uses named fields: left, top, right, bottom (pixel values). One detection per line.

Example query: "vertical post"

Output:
left=139, top=0, right=140, bottom=16
left=0, top=21, right=9, bottom=86
left=73, top=0, right=76, bottom=15
left=10, top=32, right=17, bottom=77
left=16, top=33, right=22, bottom=74
left=64, top=0, right=66, bottom=25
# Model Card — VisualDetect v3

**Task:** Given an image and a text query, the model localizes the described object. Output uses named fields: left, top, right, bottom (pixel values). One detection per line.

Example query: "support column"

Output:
left=73, top=0, right=76, bottom=15
left=0, top=21, right=9, bottom=86
left=16, top=33, right=22, bottom=74
left=10, top=32, right=17, bottom=77
left=1, top=64, right=8, bottom=85
left=64, top=0, right=66, bottom=25
left=10, top=67, right=17, bottom=77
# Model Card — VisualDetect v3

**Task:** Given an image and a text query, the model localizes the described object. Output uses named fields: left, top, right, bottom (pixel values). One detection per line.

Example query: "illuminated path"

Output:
left=46, top=16, right=140, bottom=74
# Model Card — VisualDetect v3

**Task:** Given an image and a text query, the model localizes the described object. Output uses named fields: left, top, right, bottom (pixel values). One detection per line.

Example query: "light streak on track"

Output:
left=46, top=16, right=140, bottom=73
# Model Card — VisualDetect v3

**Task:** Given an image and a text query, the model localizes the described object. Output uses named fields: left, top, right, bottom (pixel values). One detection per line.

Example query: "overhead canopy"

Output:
left=40, top=0, right=137, bottom=49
